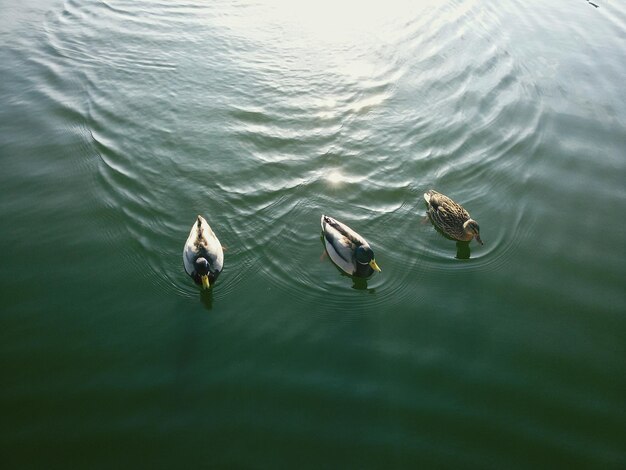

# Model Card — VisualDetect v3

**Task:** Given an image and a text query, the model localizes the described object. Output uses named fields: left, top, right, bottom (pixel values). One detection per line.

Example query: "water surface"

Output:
left=1, top=0, right=625, bottom=467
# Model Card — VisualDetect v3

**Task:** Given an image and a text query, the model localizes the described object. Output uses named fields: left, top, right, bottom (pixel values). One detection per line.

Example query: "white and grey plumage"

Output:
left=321, top=215, right=381, bottom=278
left=423, top=190, right=483, bottom=245
left=183, top=215, right=224, bottom=288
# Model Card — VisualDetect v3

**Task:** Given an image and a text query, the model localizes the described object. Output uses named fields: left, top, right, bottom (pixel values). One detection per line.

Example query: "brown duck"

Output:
left=424, top=190, right=483, bottom=245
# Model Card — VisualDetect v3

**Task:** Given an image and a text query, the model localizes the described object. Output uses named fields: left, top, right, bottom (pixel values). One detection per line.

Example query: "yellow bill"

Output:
left=201, top=275, right=210, bottom=289
left=369, top=259, right=382, bottom=272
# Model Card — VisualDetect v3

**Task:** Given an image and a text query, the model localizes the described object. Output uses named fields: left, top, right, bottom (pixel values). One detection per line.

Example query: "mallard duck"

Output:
left=321, top=215, right=381, bottom=277
left=423, top=190, right=483, bottom=245
left=183, top=215, right=224, bottom=288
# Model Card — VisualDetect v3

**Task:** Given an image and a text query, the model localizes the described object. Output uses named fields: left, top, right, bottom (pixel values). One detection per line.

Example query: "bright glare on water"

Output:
left=1, top=0, right=625, bottom=467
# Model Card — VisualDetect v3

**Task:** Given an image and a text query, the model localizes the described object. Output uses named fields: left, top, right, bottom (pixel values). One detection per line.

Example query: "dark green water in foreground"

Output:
left=1, top=0, right=625, bottom=467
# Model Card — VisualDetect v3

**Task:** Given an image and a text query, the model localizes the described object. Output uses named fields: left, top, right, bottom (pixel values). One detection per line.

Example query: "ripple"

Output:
left=39, top=0, right=609, bottom=302
left=5, top=0, right=626, bottom=465
left=46, top=0, right=180, bottom=72
left=249, top=191, right=430, bottom=315
left=46, top=0, right=549, bottom=306
left=417, top=199, right=537, bottom=275
left=168, top=236, right=254, bottom=302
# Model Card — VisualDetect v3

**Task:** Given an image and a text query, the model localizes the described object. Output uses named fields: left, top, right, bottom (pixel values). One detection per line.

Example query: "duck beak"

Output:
left=201, top=275, right=211, bottom=289
left=369, top=259, right=382, bottom=272
left=476, top=235, right=484, bottom=245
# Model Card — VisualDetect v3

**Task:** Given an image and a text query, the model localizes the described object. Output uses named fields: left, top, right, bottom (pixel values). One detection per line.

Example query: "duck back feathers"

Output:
left=183, top=215, right=224, bottom=286
left=321, top=215, right=378, bottom=277
left=423, top=190, right=478, bottom=243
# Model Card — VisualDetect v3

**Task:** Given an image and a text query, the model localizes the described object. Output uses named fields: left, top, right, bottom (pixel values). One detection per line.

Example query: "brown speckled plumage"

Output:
left=424, top=190, right=483, bottom=245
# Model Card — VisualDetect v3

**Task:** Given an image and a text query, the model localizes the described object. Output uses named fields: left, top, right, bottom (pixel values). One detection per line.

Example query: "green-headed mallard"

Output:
left=321, top=215, right=381, bottom=277
left=423, top=190, right=483, bottom=245
left=183, top=215, right=224, bottom=289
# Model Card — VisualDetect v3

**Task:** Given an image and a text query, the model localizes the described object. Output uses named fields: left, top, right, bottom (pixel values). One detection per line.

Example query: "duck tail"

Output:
left=197, top=215, right=203, bottom=228
left=423, top=191, right=432, bottom=203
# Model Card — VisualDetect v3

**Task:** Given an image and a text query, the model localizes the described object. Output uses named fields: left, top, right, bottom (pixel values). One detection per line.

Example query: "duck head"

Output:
left=356, top=245, right=381, bottom=272
left=194, top=257, right=212, bottom=289
left=463, top=219, right=483, bottom=245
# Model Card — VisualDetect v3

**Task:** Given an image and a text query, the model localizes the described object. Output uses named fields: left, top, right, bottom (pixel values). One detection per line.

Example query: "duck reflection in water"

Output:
left=425, top=218, right=475, bottom=259
left=200, top=288, right=213, bottom=310
left=351, top=275, right=376, bottom=292
left=455, top=241, right=471, bottom=260
left=331, top=264, right=377, bottom=291
left=320, top=240, right=378, bottom=292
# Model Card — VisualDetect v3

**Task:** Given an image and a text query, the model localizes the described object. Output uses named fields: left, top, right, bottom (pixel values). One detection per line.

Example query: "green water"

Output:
left=1, top=0, right=625, bottom=467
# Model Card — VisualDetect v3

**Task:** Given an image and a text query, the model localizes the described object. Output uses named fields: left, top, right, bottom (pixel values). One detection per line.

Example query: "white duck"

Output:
left=321, top=215, right=381, bottom=278
left=183, top=215, right=224, bottom=288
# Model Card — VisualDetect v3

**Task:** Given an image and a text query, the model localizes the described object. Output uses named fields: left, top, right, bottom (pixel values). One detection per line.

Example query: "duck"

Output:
left=423, top=190, right=483, bottom=245
left=183, top=215, right=224, bottom=289
left=321, top=215, right=381, bottom=278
